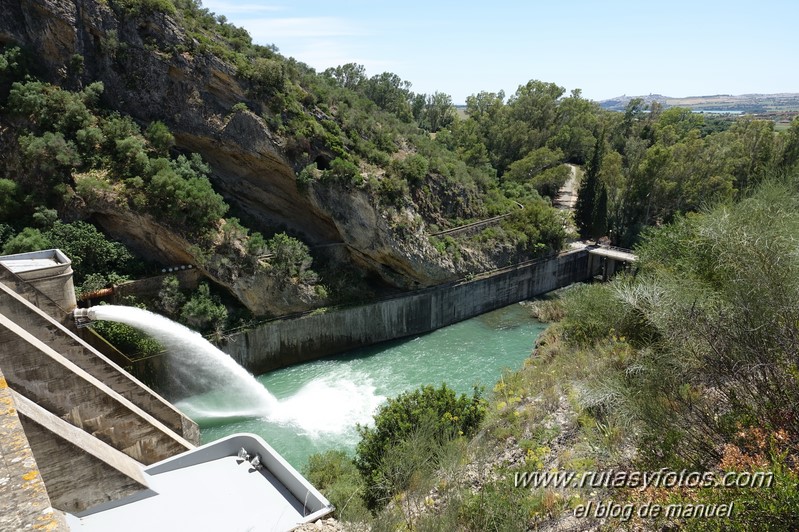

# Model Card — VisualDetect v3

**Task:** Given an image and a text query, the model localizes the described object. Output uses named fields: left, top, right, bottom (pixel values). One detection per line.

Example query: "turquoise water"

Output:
left=179, top=303, right=546, bottom=470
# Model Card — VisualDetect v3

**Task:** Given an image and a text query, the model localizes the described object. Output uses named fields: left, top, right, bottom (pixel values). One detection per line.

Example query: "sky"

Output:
left=200, top=0, right=799, bottom=104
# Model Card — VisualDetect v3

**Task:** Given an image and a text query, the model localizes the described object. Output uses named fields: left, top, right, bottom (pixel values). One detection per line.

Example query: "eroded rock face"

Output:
left=308, top=182, right=458, bottom=288
left=88, top=199, right=324, bottom=316
left=1, top=0, right=460, bottom=309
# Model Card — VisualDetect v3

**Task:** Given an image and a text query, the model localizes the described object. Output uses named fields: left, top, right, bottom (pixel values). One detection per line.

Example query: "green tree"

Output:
left=158, top=275, right=185, bottom=316
left=145, top=121, right=175, bottom=156
left=363, top=72, right=413, bottom=122
left=418, top=92, right=456, bottom=132
left=45, top=221, right=134, bottom=284
left=304, top=450, right=370, bottom=523
left=266, top=232, right=313, bottom=281
left=180, top=283, right=227, bottom=335
left=0, top=179, right=22, bottom=223
left=146, top=155, right=228, bottom=234
left=323, top=63, right=367, bottom=91
left=0, top=46, right=27, bottom=103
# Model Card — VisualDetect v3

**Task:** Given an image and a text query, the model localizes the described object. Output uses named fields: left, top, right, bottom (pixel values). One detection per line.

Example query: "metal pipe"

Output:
left=72, top=307, right=97, bottom=327
left=77, top=287, right=114, bottom=301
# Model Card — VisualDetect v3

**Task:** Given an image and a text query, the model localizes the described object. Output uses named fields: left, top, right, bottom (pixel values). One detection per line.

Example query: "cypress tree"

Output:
left=593, top=182, right=608, bottom=239
left=575, top=132, right=605, bottom=239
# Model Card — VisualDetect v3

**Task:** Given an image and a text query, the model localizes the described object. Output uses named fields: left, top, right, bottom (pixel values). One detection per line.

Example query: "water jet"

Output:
left=75, top=305, right=277, bottom=418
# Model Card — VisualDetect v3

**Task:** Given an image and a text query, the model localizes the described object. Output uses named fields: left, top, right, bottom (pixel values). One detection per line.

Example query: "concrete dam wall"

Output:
left=218, top=248, right=592, bottom=375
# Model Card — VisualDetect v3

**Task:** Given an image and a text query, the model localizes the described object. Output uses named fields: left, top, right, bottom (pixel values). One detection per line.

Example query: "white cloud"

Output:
left=199, top=1, right=283, bottom=15
left=243, top=17, right=363, bottom=40
left=285, top=38, right=394, bottom=73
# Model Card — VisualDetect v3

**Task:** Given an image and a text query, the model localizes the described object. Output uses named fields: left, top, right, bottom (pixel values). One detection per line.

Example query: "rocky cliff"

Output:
left=0, top=0, right=459, bottom=314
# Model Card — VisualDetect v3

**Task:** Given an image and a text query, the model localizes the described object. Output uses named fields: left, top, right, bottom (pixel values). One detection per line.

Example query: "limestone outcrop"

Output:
left=0, top=0, right=462, bottom=314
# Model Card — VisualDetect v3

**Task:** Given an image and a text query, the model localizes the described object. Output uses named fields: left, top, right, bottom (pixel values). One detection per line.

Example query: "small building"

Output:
left=0, top=248, right=77, bottom=310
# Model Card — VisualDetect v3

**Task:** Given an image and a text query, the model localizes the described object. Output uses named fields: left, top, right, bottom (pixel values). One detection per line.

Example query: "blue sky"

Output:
left=201, top=0, right=799, bottom=104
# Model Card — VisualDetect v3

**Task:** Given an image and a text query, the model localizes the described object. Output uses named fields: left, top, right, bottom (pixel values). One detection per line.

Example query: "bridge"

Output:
left=587, top=245, right=637, bottom=280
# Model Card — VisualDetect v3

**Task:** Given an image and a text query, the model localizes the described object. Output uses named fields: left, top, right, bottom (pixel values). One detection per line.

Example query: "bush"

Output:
left=0, top=178, right=22, bottom=222
left=323, top=157, right=364, bottom=187
left=1, top=227, right=50, bottom=255
left=91, top=303, right=163, bottom=359
left=109, top=0, right=176, bottom=16
left=266, top=232, right=313, bottom=281
left=355, top=384, right=486, bottom=511
left=45, top=221, right=134, bottom=285
left=393, top=154, right=429, bottom=184
left=376, top=174, right=409, bottom=207
left=304, top=450, right=371, bottom=523
left=145, top=121, right=174, bottom=156
left=180, top=283, right=228, bottom=335
left=500, top=200, right=566, bottom=255
left=146, top=155, right=228, bottom=234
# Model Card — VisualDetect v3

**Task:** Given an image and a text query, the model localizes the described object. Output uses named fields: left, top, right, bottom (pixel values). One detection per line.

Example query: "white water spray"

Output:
left=83, top=305, right=385, bottom=435
left=86, top=305, right=278, bottom=418
left=271, top=369, right=386, bottom=437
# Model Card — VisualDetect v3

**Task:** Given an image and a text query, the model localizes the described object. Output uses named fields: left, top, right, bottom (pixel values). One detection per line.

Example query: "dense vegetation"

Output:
left=306, top=174, right=799, bottom=530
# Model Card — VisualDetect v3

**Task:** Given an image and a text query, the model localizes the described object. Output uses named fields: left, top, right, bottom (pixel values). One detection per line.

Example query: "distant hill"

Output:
left=599, top=93, right=799, bottom=114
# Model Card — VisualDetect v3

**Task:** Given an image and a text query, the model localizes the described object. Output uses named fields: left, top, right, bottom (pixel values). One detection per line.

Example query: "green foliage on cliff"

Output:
left=4, top=79, right=228, bottom=239
left=304, top=450, right=371, bottom=523
left=1, top=220, right=135, bottom=289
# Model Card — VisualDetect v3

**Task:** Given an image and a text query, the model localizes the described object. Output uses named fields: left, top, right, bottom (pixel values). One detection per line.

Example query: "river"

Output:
left=179, top=302, right=546, bottom=470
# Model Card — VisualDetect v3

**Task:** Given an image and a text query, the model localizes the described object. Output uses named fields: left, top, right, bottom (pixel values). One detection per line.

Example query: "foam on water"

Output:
left=270, top=370, right=386, bottom=437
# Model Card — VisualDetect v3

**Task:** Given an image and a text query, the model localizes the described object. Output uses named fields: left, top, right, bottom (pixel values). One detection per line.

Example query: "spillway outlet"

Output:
left=72, top=308, right=97, bottom=328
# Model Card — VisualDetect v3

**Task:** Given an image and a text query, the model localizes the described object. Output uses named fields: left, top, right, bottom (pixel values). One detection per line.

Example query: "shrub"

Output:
left=180, top=283, right=228, bottom=335
left=92, top=318, right=163, bottom=358
left=157, top=275, right=185, bottom=316
left=355, top=384, right=486, bottom=511
left=45, top=221, right=134, bottom=284
left=376, top=174, right=409, bottom=207
left=146, top=155, right=228, bottom=234
left=145, top=121, right=175, bottom=156
left=74, top=170, right=113, bottom=204
left=109, top=0, right=176, bottom=16
left=265, top=232, right=313, bottom=281
left=323, top=157, right=364, bottom=187
left=304, top=450, right=370, bottom=523
left=0, top=178, right=22, bottom=222
left=1, top=227, right=50, bottom=255
left=393, top=154, right=429, bottom=184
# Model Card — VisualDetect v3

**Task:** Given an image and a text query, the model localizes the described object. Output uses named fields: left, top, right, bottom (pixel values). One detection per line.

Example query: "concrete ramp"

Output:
left=11, top=389, right=151, bottom=514
left=0, top=310, right=193, bottom=464
left=0, top=268, right=199, bottom=445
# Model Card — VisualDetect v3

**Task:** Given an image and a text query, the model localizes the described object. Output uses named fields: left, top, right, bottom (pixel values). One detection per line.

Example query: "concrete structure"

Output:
left=68, top=434, right=333, bottom=531
left=210, top=244, right=635, bottom=375
left=0, top=249, right=77, bottom=311
left=587, top=245, right=637, bottom=280
left=0, top=250, right=332, bottom=530
left=0, top=367, right=69, bottom=531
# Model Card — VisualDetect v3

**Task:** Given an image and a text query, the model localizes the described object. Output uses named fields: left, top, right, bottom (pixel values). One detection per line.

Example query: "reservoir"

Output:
left=178, top=302, right=546, bottom=469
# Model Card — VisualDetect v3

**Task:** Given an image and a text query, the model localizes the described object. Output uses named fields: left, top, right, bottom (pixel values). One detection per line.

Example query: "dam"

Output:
left=0, top=244, right=634, bottom=529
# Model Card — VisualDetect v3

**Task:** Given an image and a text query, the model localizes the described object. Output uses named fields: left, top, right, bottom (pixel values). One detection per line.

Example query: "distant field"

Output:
left=600, top=93, right=799, bottom=116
